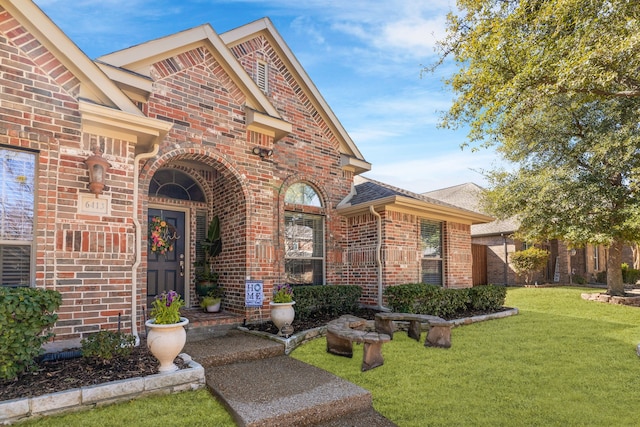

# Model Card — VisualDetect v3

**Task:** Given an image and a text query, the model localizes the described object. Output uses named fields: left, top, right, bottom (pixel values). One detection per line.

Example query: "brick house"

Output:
left=424, top=182, right=634, bottom=286
left=0, top=0, right=491, bottom=343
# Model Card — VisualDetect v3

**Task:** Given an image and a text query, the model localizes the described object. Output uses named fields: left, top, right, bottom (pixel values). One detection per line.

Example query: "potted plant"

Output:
left=269, top=284, right=295, bottom=336
left=145, top=290, right=189, bottom=373
left=199, top=286, right=224, bottom=312
left=196, top=215, right=222, bottom=294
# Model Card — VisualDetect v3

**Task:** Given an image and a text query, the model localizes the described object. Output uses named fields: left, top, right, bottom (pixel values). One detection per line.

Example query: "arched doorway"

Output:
left=143, top=155, right=250, bottom=314
left=146, top=168, right=205, bottom=306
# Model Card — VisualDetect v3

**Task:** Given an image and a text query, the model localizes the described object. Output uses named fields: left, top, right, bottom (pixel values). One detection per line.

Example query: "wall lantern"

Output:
left=84, top=146, right=111, bottom=197
left=252, top=146, right=273, bottom=159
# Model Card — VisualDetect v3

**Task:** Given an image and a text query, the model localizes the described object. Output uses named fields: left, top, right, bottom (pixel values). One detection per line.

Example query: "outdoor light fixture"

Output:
left=84, top=146, right=111, bottom=197
left=252, top=146, right=273, bottom=159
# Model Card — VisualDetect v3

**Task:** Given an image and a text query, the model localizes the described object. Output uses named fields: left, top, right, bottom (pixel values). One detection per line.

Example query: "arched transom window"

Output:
left=284, top=183, right=324, bottom=285
left=149, top=169, right=205, bottom=202
left=284, top=182, right=322, bottom=207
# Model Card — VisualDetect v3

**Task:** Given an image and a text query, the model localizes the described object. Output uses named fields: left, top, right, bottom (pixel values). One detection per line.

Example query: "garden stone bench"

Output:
left=326, top=315, right=391, bottom=371
left=374, top=312, right=453, bottom=348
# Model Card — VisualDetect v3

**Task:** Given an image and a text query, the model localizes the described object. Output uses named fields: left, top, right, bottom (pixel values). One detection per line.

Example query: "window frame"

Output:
left=419, top=218, right=444, bottom=286
left=283, top=182, right=325, bottom=285
left=0, top=146, right=37, bottom=287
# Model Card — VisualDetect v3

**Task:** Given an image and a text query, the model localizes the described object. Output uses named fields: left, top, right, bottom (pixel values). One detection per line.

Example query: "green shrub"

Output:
left=294, top=285, right=361, bottom=320
left=468, top=285, right=507, bottom=311
left=81, top=330, right=135, bottom=362
left=573, top=275, right=587, bottom=285
left=621, top=263, right=640, bottom=285
left=0, top=287, right=62, bottom=380
left=417, top=287, right=470, bottom=318
left=509, top=247, right=550, bottom=285
left=384, top=283, right=506, bottom=317
left=596, top=271, right=607, bottom=283
left=383, top=283, right=430, bottom=313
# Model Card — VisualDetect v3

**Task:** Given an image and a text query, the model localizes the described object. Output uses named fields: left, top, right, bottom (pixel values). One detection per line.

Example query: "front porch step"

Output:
left=183, top=329, right=396, bottom=426
left=183, top=330, right=285, bottom=367
left=206, top=355, right=377, bottom=427
left=181, top=308, right=244, bottom=342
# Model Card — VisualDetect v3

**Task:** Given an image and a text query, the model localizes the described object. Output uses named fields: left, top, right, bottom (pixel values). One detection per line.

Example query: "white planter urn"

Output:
left=145, top=317, right=189, bottom=373
left=269, top=301, right=295, bottom=336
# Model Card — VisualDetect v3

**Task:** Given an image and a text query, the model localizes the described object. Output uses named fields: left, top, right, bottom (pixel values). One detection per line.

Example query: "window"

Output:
left=593, top=246, right=599, bottom=271
left=0, top=147, right=35, bottom=286
left=284, top=213, right=324, bottom=285
left=284, top=183, right=324, bottom=285
left=149, top=169, right=205, bottom=202
left=420, top=219, right=443, bottom=286
left=284, top=182, right=321, bottom=207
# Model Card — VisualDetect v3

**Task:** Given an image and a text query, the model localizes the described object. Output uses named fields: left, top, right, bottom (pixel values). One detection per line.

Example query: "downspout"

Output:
left=131, top=143, right=160, bottom=346
left=369, top=205, right=389, bottom=311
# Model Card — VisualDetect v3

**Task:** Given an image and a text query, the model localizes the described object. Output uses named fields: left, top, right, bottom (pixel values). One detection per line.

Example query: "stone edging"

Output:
left=0, top=353, right=205, bottom=425
left=239, top=308, right=520, bottom=354
left=238, top=325, right=328, bottom=355
left=581, top=292, right=640, bottom=307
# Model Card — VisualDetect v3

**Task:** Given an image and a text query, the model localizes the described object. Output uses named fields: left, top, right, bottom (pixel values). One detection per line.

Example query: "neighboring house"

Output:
left=424, top=182, right=631, bottom=286
left=0, top=0, right=491, bottom=343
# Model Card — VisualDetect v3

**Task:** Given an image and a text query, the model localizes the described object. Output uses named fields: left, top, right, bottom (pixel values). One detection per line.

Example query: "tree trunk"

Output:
left=607, top=239, right=625, bottom=296
left=632, top=243, right=640, bottom=270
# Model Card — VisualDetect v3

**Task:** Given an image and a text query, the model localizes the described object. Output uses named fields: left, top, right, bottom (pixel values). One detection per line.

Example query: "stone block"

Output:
left=0, top=397, right=30, bottom=422
left=31, top=389, right=81, bottom=414
left=82, top=378, right=145, bottom=404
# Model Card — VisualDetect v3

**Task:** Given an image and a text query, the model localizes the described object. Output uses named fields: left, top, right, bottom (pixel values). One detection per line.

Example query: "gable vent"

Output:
left=256, top=61, right=268, bottom=93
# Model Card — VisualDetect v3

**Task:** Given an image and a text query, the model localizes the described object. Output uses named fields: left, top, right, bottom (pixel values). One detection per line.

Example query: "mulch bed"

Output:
left=0, top=340, right=189, bottom=402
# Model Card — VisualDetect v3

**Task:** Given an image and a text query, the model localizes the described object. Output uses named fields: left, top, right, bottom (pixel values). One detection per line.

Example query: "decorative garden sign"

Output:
left=245, top=280, right=263, bottom=307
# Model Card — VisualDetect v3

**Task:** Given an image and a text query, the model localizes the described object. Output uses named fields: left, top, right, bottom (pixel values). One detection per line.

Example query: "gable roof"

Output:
left=2, top=0, right=173, bottom=149
left=422, top=182, right=520, bottom=236
left=220, top=18, right=371, bottom=174
left=338, top=176, right=493, bottom=225
left=4, top=0, right=143, bottom=115
left=95, top=23, right=294, bottom=142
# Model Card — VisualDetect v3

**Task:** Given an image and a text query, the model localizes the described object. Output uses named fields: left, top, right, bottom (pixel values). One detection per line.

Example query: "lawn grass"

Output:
left=292, top=287, right=640, bottom=426
left=20, top=287, right=640, bottom=426
left=21, top=389, right=235, bottom=427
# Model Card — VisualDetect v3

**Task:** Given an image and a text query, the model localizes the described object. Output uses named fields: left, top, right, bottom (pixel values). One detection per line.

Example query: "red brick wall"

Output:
left=1, top=8, right=136, bottom=340
left=138, top=40, right=354, bottom=320
left=444, top=222, right=473, bottom=288
left=344, top=209, right=473, bottom=305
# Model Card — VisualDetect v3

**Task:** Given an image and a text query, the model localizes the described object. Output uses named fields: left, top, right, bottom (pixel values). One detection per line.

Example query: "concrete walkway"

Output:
left=183, top=330, right=396, bottom=427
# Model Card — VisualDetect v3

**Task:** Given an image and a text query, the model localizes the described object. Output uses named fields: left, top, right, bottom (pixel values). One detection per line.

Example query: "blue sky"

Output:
left=34, top=0, right=500, bottom=193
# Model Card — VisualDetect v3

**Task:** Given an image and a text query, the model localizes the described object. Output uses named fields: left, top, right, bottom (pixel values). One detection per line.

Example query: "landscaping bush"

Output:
left=468, top=285, right=507, bottom=312
left=81, top=330, right=135, bottom=362
left=509, top=247, right=550, bottom=285
left=294, top=285, right=361, bottom=320
left=384, top=283, right=506, bottom=317
left=621, top=263, right=640, bottom=285
left=573, top=274, right=587, bottom=285
left=0, top=287, right=62, bottom=380
left=383, top=283, right=431, bottom=313
left=414, top=287, right=470, bottom=318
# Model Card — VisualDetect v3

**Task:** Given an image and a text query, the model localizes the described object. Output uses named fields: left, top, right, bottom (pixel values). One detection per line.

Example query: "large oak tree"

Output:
left=434, top=0, right=640, bottom=294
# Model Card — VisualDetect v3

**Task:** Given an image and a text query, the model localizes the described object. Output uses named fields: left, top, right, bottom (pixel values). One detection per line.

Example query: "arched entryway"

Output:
left=142, top=152, right=249, bottom=313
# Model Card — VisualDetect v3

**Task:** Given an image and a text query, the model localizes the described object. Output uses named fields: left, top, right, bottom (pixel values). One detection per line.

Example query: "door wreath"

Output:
left=149, top=216, right=179, bottom=254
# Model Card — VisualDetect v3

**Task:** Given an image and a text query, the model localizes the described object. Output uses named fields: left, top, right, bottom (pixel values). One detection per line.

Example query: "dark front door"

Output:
left=147, top=208, right=186, bottom=306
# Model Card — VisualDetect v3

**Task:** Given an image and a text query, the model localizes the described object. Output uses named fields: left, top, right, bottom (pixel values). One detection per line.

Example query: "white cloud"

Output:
left=364, top=149, right=500, bottom=193
left=378, top=15, right=449, bottom=52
